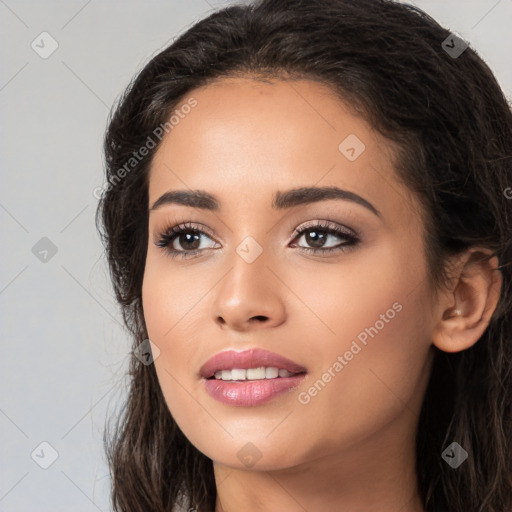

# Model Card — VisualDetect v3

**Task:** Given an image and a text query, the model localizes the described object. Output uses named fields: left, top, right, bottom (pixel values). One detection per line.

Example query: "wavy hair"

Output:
left=96, top=0, right=512, bottom=510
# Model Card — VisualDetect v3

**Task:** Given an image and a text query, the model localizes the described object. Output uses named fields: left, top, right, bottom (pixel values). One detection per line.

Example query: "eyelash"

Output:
left=154, top=220, right=360, bottom=260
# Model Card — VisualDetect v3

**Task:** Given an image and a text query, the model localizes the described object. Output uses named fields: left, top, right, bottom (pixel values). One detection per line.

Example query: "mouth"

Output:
left=199, top=348, right=307, bottom=407
left=199, top=347, right=307, bottom=380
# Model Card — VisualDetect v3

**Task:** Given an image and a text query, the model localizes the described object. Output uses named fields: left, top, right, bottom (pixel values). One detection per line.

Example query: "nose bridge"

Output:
left=224, top=235, right=273, bottom=302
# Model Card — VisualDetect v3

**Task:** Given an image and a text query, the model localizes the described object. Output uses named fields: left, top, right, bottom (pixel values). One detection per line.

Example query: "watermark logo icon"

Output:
left=237, top=442, right=262, bottom=468
left=441, top=441, right=468, bottom=468
left=32, top=237, right=58, bottom=263
left=236, top=236, right=263, bottom=264
left=442, top=33, right=468, bottom=59
left=31, top=441, right=59, bottom=469
left=31, top=32, right=59, bottom=59
left=339, top=134, right=366, bottom=161
left=134, top=339, right=160, bottom=365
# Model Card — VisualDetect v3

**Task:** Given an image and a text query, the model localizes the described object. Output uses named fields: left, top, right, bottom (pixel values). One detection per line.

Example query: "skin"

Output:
left=142, top=77, right=502, bottom=512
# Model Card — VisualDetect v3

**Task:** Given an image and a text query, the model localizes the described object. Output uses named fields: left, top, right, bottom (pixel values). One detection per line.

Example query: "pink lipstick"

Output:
left=199, top=348, right=307, bottom=407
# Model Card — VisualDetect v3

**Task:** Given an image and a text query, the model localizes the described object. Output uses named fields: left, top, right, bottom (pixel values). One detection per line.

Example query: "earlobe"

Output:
left=431, top=251, right=502, bottom=354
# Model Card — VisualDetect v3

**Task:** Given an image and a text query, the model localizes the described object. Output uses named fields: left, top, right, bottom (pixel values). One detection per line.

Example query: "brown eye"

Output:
left=155, top=222, right=219, bottom=259
left=290, top=221, right=359, bottom=255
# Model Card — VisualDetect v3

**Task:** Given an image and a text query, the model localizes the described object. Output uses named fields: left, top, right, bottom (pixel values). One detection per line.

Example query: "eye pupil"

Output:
left=179, top=232, right=201, bottom=250
left=305, top=230, right=327, bottom=248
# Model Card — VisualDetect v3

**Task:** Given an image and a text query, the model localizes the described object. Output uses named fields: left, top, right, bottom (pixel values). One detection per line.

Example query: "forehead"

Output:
left=148, top=77, right=418, bottom=222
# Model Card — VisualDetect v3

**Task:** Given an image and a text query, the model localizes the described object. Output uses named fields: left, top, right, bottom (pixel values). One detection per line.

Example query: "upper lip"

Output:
left=199, top=348, right=307, bottom=379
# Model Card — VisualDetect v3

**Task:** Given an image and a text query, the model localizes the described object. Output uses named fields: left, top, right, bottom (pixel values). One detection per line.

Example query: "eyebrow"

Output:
left=149, top=186, right=380, bottom=217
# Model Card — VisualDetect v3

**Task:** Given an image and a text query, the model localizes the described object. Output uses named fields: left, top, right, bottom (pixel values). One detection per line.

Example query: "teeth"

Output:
left=247, top=367, right=266, bottom=380
left=213, top=367, right=296, bottom=381
left=231, top=368, right=246, bottom=381
left=265, top=367, right=279, bottom=379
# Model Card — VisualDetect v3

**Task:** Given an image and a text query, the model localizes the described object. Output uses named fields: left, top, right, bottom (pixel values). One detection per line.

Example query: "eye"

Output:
left=155, top=221, right=219, bottom=259
left=290, top=220, right=359, bottom=255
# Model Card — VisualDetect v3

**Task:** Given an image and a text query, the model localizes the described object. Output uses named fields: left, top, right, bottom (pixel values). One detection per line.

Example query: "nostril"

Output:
left=251, top=315, right=268, bottom=322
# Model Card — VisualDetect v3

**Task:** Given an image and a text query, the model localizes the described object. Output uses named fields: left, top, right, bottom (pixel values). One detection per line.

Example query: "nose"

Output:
left=211, top=251, right=287, bottom=332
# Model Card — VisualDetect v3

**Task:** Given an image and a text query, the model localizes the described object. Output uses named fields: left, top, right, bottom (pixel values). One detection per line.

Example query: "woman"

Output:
left=96, top=0, right=512, bottom=510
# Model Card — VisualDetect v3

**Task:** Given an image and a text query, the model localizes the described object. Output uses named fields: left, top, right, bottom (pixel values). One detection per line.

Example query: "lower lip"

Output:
left=203, top=374, right=306, bottom=407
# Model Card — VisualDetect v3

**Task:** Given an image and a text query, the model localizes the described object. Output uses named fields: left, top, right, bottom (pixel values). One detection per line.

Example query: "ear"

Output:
left=431, top=249, right=503, bottom=353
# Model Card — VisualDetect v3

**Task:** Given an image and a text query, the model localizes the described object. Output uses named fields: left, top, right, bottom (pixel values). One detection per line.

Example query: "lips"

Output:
left=199, top=348, right=307, bottom=380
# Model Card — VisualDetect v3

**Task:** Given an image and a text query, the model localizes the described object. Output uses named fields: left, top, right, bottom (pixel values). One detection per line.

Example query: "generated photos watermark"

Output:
left=93, top=97, right=198, bottom=200
left=298, top=301, right=403, bottom=405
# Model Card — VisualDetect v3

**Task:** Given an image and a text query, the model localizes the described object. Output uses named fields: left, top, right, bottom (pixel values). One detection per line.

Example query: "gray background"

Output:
left=1, top=1, right=511, bottom=510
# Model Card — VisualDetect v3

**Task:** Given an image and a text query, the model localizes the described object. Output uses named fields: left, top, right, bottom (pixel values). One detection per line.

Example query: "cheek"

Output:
left=295, top=294, right=433, bottom=460
left=286, top=233, right=428, bottom=353
left=141, top=256, right=214, bottom=431
left=290, top=247, right=433, bottom=449
left=142, top=252, right=210, bottom=340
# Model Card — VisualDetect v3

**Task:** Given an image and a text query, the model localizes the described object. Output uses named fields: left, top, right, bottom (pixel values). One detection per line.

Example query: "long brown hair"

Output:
left=96, top=1, right=512, bottom=510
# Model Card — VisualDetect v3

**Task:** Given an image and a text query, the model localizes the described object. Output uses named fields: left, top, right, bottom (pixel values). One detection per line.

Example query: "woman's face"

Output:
left=142, top=78, right=439, bottom=471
